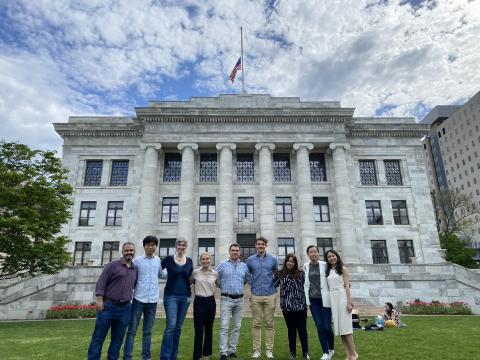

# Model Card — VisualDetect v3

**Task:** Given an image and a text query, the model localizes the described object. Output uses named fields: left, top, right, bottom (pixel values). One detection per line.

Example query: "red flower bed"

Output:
left=46, top=303, right=96, bottom=319
left=400, top=299, right=472, bottom=315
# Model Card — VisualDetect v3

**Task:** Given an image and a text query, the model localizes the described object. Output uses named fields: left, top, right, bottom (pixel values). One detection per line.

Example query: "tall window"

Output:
left=273, top=153, right=291, bottom=182
left=237, top=234, right=257, bottom=262
left=384, top=160, right=403, bottom=185
left=277, top=238, right=295, bottom=266
left=200, top=154, right=217, bottom=182
left=365, top=200, right=383, bottom=225
left=199, top=197, right=216, bottom=222
left=238, top=197, right=254, bottom=222
left=84, top=160, right=103, bottom=186
left=237, top=154, right=254, bottom=182
left=310, top=153, right=327, bottom=182
left=162, top=197, right=179, bottom=223
left=276, top=197, right=293, bottom=222
left=317, top=238, right=333, bottom=259
left=79, top=201, right=96, bottom=226
left=392, top=200, right=409, bottom=225
left=73, top=242, right=91, bottom=265
left=102, top=241, right=119, bottom=265
left=106, top=201, right=123, bottom=226
left=159, top=238, right=176, bottom=260
left=198, top=238, right=216, bottom=265
left=110, top=160, right=129, bottom=186
left=371, top=240, right=388, bottom=264
left=163, top=153, right=182, bottom=182
left=359, top=160, right=377, bottom=185
left=313, top=197, right=330, bottom=222
left=398, top=240, right=415, bottom=264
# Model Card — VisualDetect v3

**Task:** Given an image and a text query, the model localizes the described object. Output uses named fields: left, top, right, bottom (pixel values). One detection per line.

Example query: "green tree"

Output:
left=0, top=142, right=73, bottom=280
left=439, top=233, right=477, bottom=268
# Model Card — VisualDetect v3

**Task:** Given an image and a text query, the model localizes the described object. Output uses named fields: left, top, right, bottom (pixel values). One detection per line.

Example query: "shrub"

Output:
left=400, top=300, right=472, bottom=315
left=46, top=303, right=96, bottom=319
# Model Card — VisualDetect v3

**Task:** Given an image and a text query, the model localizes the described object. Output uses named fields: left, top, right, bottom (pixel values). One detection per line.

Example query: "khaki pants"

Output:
left=251, top=294, right=276, bottom=352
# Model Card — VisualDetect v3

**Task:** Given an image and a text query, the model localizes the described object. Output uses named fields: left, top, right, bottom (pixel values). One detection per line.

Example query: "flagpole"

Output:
left=240, top=26, right=245, bottom=94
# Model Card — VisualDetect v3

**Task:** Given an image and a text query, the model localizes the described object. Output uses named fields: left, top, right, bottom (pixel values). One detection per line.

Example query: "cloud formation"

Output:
left=0, top=0, right=479, bottom=150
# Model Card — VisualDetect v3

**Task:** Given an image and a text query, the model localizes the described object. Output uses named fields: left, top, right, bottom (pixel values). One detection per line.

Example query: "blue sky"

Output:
left=0, top=0, right=479, bottom=152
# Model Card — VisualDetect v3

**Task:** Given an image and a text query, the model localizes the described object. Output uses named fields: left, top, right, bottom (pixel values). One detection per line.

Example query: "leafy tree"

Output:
left=0, top=142, right=73, bottom=280
left=439, top=233, right=478, bottom=268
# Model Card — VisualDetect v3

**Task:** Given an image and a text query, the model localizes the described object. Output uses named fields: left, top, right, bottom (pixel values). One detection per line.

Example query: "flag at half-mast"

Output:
left=229, top=57, right=242, bottom=83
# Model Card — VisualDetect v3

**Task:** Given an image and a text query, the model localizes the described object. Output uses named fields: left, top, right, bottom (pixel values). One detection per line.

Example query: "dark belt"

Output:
left=221, top=293, right=243, bottom=299
left=104, top=297, right=130, bottom=306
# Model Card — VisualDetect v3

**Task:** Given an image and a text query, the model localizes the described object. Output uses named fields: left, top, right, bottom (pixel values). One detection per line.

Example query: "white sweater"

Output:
left=303, top=261, right=331, bottom=307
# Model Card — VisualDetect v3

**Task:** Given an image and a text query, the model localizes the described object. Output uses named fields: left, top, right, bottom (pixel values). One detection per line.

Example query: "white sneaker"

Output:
left=328, top=349, right=335, bottom=358
left=320, top=354, right=330, bottom=360
left=252, top=351, right=261, bottom=358
left=266, top=350, right=274, bottom=358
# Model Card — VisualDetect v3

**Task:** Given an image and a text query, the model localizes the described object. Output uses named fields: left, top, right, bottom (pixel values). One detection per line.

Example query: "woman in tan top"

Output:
left=191, top=253, right=218, bottom=360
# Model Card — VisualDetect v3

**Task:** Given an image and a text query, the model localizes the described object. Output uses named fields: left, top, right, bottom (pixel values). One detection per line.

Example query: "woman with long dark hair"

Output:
left=382, top=302, right=401, bottom=327
left=325, top=249, right=358, bottom=360
left=274, top=254, right=309, bottom=360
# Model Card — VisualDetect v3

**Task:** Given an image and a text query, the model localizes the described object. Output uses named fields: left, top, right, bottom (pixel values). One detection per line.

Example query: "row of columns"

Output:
left=137, top=142, right=359, bottom=263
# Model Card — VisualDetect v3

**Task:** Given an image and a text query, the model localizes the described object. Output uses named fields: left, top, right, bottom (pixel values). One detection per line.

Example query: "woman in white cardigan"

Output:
left=303, top=245, right=335, bottom=360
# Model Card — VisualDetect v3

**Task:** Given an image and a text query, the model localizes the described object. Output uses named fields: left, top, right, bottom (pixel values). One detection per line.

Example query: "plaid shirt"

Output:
left=216, top=259, right=250, bottom=295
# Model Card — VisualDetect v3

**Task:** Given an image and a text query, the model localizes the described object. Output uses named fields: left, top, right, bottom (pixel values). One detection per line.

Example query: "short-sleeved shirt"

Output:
left=133, top=255, right=161, bottom=303
left=308, top=262, right=322, bottom=298
left=216, top=259, right=249, bottom=295
left=161, top=256, right=193, bottom=297
left=192, top=268, right=218, bottom=297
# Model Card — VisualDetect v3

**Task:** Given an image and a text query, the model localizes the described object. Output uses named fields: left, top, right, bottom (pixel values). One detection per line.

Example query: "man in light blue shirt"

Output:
left=123, top=236, right=162, bottom=360
left=217, top=243, right=250, bottom=360
left=246, top=236, right=278, bottom=359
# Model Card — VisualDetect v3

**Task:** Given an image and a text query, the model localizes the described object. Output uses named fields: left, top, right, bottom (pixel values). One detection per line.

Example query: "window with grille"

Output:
left=371, top=240, right=389, bottom=264
left=237, top=153, right=254, bottom=182
left=238, top=197, right=254, bottom=222
left=359, top=160, right=377, bottom=185
left=276, top=197, right=293, bottom=222
left=162, top=197, right=179, bottom=223
left=273, top=153, right=291, bottom=182
left=159, top=238, right=176, bottom=260
left=79, top=201, right=96, bottom=226
left=313, top=197, right=330, bottom=222
left=384, top=160, right=403, bottom=185
left=317, top=238, right=333, bottom=259
left=199, top=197, right=216, bottom=222
left=110, top=160, right=129, bottom=186
left=365, top=200, right=383, bottom=225
left=73, top=242, right=91, bottom=265
left=237, top=233, right=257, bottom=262
left=106, top=201, right=123, bottom=226
left=102, top=241, right=119, bottom=265
left=198, top=238, right=216, bottom=265
left=398, top=240, right=415, bottom=264
left=310, top=153, right=327, bottom=182
left=84, top=160, right=103, bottom=186
left=200, top=154, right=217, bottom=182
left=277, top=238, right=295, bottom=267
left=392, top=200, right=409, bottom=225
left=163, top=153, right=182, bottom=182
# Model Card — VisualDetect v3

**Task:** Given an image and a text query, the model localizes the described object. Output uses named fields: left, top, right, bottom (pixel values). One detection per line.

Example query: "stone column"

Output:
left=255, top=143, right=277, bottom=255
left=293, top=143, right=315, bottom=259
left=138, top=144, right=162, bottom=242
left=329, top=143, right=359, bottom=263
left=216, top=143, right=236, bottom=261
left=177, top=143, right=198, bottom=257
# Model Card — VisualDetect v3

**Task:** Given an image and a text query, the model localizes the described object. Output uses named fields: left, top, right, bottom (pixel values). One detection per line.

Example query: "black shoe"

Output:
left=221, top=355, right=228, bottom=360
left=229, top=353, right=238, bottom=358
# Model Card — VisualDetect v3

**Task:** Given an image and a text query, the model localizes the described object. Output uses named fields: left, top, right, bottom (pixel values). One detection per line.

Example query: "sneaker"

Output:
left=266, top=350, right=274, bottom=359
left=289, top=353, right=296, bottom=360
left=220, top=355, right=227, bottom=360
left=228, top=354, right=238, bottom=358
left=303, top=353, right=310, bottom=360
left=328, top=349, right=335, bottom=358
left=252, top=351, right=261, bottom=358
left=320, top=354, right=330, bottom=360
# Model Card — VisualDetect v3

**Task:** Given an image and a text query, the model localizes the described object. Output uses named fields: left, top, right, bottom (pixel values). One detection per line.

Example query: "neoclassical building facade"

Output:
left=54, top=94, right=444, bottom=267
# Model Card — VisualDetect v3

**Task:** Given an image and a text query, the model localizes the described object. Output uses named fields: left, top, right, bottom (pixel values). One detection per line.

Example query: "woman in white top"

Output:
left=191, top=253, right=218, bottom=360
left=325, top=249, right=358, bottom=360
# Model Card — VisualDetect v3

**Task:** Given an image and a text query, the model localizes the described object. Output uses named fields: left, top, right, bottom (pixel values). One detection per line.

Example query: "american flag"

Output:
left=229, top=57, right=242, bottom=83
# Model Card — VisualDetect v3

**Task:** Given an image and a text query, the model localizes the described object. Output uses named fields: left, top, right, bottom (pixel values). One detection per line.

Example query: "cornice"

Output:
left=347, top=124, right=429, bottom=138
left=139, top=115, right=351, bottom=123
left=55, top=129, right=143, bottom=137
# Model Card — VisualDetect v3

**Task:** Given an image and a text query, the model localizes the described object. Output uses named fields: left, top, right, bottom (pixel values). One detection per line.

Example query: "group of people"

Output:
left=87, top=236, right=359, bottom=360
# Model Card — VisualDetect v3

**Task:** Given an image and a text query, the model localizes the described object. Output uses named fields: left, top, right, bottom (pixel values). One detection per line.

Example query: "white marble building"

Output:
left=53, top=94, right=444, bottom=267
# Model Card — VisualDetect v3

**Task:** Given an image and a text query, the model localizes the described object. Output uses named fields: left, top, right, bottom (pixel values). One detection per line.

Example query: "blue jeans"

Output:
left=123, top=298, right=158, bottom=360
left=160, top=295, right=190, bottom=360
left=87, top=302, right=131, bottom=360
left=309, top=297, right=334, bottom=354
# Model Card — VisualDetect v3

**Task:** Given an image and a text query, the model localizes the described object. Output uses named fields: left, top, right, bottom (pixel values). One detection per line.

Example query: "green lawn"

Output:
left=0, top=316, right=479, bottom=360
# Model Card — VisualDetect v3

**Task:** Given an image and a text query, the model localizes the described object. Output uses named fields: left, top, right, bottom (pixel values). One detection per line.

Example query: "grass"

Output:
left=0, top=316, right=479, bottom=360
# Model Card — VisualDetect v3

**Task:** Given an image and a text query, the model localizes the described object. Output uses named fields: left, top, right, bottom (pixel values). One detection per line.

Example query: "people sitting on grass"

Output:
left=382, top=302, right=401, bottom=327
